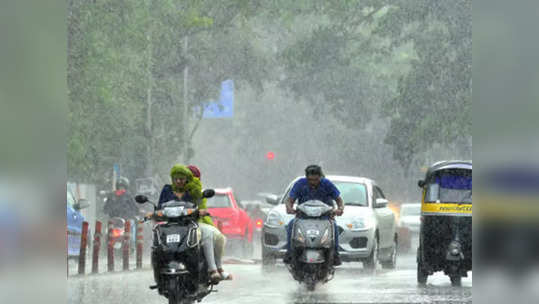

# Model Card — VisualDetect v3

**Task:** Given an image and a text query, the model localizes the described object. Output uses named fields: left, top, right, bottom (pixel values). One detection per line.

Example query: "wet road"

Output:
left=68, top=253, right=471, bottom=304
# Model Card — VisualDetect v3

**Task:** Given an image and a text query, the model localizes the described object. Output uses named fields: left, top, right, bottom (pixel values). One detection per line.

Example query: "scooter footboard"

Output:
left=299, top=249, right=326, bottom=264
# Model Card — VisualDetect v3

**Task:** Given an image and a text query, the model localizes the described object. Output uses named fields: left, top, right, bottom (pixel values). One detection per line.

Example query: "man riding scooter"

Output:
left=102, top=177, right=140, bottom=250
left=284, top=165, right=345, bottom=266
left=103, top=177, right=139, bottom=219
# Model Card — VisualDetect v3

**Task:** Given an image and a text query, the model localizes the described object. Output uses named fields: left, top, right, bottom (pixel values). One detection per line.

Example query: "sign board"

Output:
left=202, top=80, right=234, bottom=118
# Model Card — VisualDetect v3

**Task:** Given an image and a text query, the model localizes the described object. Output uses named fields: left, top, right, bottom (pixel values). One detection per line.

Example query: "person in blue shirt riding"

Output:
left=284, top=165, right=344, bottom=266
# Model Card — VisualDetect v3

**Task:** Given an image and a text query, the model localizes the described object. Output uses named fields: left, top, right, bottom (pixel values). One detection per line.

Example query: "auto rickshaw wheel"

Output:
left=242, top=229, right=254, bottom=258
left=450, top=275, right=462, bottom=287
left=417, top=262, right=428, bottom=285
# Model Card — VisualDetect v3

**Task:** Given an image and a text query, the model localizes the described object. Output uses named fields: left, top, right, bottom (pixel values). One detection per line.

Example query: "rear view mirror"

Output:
left=375, top=198, right=388, bottom=208
left=135, top=195, right=148, bottom=204
left=202, top=189, right=215, bottom=198
left=265, top=194, right=280, bottom=205
left=74, top=198, right=90, bottom=210
left=417, top=180, right=425, bottom=188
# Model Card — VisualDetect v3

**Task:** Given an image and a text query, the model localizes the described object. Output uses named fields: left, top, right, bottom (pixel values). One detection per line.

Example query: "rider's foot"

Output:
left=209, top=270, right=221, bottom=283
left=333, top=254, right=342, bottom=266
left=217, top=268, right=233, bottom=280
left=283, top=251, right=293, bottom=264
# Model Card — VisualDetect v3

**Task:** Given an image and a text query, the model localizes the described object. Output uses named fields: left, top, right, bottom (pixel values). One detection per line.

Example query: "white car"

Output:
left=399, top=203, right=421, bottom=233
left=262, top=175, right=398, bottom=271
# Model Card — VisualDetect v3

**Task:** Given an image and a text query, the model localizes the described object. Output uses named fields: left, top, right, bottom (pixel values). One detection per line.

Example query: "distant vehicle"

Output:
left=241, top=199, right=274, bottom=233
left=106, top=217, right=137, bottom=254
left=397, top=203, right=421, bottom=253
left=66, top=188, right=90, bottom=258
left=262, top=175, right=398, bottom=272
left=399, top=203, right=421, bottom=233
left=206, top=188, right=254, bottom=257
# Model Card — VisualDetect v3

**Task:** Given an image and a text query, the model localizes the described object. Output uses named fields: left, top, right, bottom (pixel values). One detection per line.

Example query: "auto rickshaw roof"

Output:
left=425, top=160, right=472, bottom=180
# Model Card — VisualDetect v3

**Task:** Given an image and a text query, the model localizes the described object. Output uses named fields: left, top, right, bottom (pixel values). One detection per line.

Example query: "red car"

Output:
left=206, top=188, right=255, bottom=257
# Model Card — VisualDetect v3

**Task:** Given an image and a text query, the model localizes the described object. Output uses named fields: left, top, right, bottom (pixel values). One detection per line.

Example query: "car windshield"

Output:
left=206, top=194, right=232, bottom=208
left=335, top=182, right=368, bottom=207
left=401, top=205, right=421, bottom=216
left=425, top=170, right=472, bottom=203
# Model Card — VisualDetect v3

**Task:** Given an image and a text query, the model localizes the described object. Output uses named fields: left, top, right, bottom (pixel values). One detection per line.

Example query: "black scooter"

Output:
left=288, top=200, right=336, bottom=291
left=135, top=189, right=216, bottom=304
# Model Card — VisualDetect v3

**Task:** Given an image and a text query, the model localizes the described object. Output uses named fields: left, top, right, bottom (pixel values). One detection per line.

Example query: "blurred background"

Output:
left=474, top=1, right=539, bottom=303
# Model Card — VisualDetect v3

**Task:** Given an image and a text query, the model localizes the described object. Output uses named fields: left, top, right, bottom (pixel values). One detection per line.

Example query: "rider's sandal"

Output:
left=218, top=268, right=233, bottom=280
left=209, top=270, right=221, bottom=283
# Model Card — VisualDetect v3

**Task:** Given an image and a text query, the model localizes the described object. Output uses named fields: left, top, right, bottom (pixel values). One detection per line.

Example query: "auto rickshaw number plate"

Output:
left=166, top=234, right=181, bottom=243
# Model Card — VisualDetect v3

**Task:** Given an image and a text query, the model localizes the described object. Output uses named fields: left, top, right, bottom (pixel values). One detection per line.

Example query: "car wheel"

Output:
left=363, top=236, right=379, bottom=273
left=242, top=229, right=254, bottom=258
left=261, top=243, right=276, bottom=271
left=381, top=237, right=397, bottom=269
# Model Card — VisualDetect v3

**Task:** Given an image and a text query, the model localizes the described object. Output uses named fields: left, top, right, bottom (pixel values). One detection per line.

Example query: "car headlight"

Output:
left=265, top=210, right=284, bottom=227
left=347, top=217, right=375, bottom=231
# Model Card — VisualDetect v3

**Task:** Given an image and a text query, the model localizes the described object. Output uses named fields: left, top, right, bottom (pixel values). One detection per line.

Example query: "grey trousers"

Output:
left=199, top=223, right=226, bottom=272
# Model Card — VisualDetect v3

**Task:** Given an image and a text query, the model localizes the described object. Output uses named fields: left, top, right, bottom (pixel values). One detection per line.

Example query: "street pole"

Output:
left=182, top=35, right=190, bottom=163
left=145, top=29, right=153, bottom=177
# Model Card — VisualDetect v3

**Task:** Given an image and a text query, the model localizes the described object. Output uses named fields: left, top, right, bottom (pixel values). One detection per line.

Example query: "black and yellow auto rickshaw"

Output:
left=417, top=160, right=472, bottom=286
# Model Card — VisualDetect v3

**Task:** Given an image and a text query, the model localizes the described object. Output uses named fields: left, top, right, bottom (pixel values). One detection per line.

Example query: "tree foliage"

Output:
left=272, top=0, right=471, bottom=169
left=68, top=0, right=269, bottom=182
left=68, top=0, right=471, bottom=183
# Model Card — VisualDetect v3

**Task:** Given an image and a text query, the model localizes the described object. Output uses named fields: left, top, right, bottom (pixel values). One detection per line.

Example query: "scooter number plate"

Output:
left=166, top=234, right=181, bottom=243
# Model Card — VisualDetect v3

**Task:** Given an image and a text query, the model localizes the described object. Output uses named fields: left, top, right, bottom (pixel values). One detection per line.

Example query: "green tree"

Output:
left=68, top=0, right=271, bottom=182
left=270, top=0, right=471, bottom=169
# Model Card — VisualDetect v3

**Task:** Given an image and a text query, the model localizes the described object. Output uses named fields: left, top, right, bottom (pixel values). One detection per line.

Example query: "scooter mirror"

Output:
left=202, top=189, right=215, bottom=198
left=135, top=195, right=148, bottom=204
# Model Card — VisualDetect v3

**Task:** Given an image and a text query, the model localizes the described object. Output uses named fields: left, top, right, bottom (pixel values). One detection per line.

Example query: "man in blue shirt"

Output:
left=284, top=165, right=344, bottom=266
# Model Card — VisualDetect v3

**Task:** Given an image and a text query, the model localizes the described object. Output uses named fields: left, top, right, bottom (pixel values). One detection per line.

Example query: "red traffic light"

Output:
left=266, top=152, right=275, bottom=160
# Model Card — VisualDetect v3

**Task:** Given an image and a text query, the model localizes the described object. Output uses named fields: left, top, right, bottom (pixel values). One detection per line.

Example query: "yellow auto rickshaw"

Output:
left=416, top=160, right=472, bottom=286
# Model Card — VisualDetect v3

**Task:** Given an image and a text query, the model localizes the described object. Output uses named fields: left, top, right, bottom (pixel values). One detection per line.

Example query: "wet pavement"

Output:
left=68, top=253, right=471, bottom=304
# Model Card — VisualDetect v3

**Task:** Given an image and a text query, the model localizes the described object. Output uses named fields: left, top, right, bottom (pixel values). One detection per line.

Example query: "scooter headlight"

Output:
left=295, top=227, right=305, bottom=244
left=320, top=228, right=330, bottom=246
left=168, top=261, right=186, bottom=270
left=163, top=206, right=185, bottom=218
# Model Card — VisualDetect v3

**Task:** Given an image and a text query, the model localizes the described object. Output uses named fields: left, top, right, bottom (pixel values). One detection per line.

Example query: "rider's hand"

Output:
left=199, top=209, right=209, bottom=216
left=286, top=205, right=296, bottom=214
left=335, top=208, right=344, bottom=216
